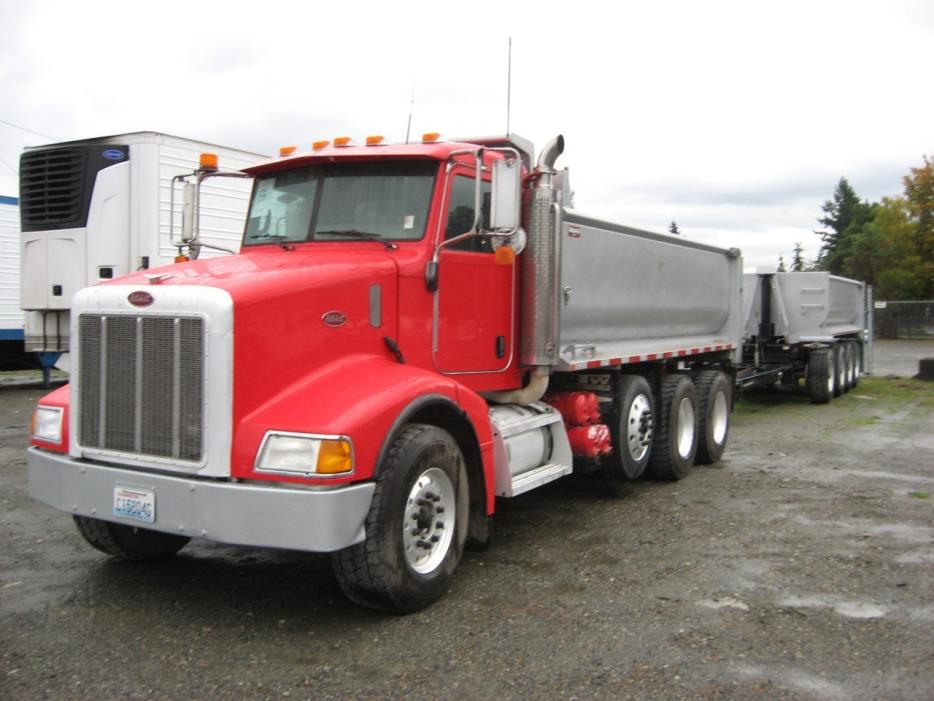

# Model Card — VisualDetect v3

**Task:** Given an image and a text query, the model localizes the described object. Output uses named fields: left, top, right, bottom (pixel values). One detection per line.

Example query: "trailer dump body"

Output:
left=743, top=271, right=866, bottom=344
left=559, top=212, right=741, bottom=370
left=739, top=270, right=871, bottom=403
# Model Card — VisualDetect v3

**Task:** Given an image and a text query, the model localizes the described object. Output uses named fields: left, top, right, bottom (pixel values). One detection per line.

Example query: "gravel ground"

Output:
left=1, top=373, right=932, bottom=700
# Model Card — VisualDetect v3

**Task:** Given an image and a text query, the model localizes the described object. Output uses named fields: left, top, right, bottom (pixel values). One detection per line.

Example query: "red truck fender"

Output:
left=232, top=353, right=496, bottom=516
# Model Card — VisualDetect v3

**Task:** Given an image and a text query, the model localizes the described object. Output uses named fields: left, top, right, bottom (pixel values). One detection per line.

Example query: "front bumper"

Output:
left=27, top=448, right=375, bottom=553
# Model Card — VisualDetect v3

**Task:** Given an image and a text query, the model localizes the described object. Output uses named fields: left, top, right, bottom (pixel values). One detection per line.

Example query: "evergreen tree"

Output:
left=815, top=178, right=873, bottom=274
left=791, top=242, right=805, bottom=271
left=669, top=220, right=680, bottom=235
left=777, top=255, right=787, bottom=272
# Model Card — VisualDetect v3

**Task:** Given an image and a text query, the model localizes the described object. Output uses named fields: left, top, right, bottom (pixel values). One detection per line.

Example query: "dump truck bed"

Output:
left=556, top=210, right=743, bottom=371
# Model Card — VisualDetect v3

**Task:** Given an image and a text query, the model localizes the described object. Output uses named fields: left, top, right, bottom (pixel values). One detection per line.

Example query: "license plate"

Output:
left=113, top=485, right=155, bottom=524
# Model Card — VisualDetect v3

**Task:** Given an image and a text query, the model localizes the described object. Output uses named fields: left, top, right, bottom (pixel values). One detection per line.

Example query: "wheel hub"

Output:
left=627, top=394, right=653, bottom=461
left=403, top=467, right=455, bottom=575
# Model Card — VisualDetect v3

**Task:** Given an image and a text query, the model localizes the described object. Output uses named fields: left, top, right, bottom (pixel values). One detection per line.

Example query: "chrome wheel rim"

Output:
left=676, top=397, right=695, bottom=459
left=626, top=393, right=653, bottom=461
left=711, top=390, right=729, bottom=445
left=403, top=467, right=455, bottom=575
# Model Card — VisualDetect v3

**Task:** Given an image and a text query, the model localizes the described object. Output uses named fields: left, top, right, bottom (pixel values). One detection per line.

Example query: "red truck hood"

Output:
left=111, top=246, right=401, bottom=422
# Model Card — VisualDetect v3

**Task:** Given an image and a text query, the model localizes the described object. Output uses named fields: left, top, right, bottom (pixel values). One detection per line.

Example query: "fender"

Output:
left=231, top=354, right=496, bottom=506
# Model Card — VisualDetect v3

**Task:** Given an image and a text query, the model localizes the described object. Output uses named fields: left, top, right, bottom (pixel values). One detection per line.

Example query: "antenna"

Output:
left=405, top=78, right=416, bottom=144
left=506, top=37, right=512, bottom=135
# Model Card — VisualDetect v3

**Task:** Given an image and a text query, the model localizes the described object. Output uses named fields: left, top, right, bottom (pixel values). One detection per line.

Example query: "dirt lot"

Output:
left=1, top=372, right=932, bottom=700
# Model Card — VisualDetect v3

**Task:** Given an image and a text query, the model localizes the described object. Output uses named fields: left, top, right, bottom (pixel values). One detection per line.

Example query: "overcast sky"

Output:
left=1, top=0, right=932, bottom=269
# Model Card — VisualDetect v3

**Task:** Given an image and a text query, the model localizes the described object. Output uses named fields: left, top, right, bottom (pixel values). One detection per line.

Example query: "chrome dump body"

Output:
left=553, top=211, right=743, bottom=371
left=743, top=271, right=867, bottom=344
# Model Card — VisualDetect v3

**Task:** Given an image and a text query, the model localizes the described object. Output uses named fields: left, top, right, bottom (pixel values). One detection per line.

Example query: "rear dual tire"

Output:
left=807, top=349, right=833, bottom=404
left=648, top=375, right=698, bottom=480
left=695, top=370, right=731, bottom=465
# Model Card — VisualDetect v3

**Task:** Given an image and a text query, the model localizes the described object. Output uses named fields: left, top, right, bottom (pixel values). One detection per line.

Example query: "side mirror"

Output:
left=490, top=158, right=521, bottom=233
left=181, top=182, right=197, bottom=242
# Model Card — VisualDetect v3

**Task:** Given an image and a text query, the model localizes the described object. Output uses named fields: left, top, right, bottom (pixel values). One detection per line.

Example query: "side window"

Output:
left=445, top=175, right=492, bottom=252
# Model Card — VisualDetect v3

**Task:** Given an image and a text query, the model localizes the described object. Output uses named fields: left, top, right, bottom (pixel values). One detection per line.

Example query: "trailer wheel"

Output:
left=832, top=344, right=845, bottom=397
left=647, top=375, right=698, bottom=480
left=331, top=423, right=468, bottom=613
left=851, top=341, right=861, bottom=389
left=73, top=516, right=190, bottom=560
left=807, top=349, right=832, bottom=404
left=843, top=343, right=856, bottom=392
left=695, top=370, right=731, bottom=465
left=606, top=374, right=654, bottom=479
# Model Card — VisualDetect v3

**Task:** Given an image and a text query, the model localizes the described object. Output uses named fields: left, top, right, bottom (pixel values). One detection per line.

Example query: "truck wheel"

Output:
left=832, top=344, right=845, bottom=397
left=647, top=375, right=698, bottom=480
left=807, top=349, right=832, bottom=404
left=606, top=374, right=654, bottom=479
left=695, top=370, right=731, bottom=465
left=73, top=515, right=190, bottom=560
left=331, top=424, right=468, bottom=613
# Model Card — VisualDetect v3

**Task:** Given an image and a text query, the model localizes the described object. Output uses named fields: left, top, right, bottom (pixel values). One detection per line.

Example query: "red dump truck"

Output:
left=27, top=133, right=742, bottom=612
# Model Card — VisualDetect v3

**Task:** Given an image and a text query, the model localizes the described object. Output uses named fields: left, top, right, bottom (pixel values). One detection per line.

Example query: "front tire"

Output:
left=648, top=375, right=698, bottom=480
left=73, top=516, right=190, bottom=560
left=331, top=424, right=468, bottom=613
left=695, top=370, right=731, bottom=465
left=606, top=374, right=654, bottom=479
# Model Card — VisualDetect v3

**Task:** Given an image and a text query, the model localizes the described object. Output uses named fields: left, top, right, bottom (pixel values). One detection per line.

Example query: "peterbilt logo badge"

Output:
left=322, top=311, right=347, bottom=327
left=128, top=291, right=154, bottom=307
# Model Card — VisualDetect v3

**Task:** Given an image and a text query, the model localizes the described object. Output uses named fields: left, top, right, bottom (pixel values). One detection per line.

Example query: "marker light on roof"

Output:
left=422, top=132, right=441, bottom=143
left=366, top=135, right=385, bottom=146
left=199, top=152, right=219, bottom=171
left=279, top=146, right=297, bottom=157
left=313, top=140, right=330, bottom=151
left=334, top=136, right=352, bottom=147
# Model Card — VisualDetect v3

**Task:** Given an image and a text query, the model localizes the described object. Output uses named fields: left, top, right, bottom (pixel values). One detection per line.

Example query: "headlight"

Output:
left=255, top=432, right=353, bottom=477
left=32, top=406, right=64, bottom=444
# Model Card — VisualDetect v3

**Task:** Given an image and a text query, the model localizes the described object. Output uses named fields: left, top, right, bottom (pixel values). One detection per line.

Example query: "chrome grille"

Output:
left=79, top=313, right=204, bottom=462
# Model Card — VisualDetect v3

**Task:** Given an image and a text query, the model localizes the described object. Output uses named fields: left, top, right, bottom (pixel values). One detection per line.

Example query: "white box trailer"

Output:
left=0, top=195, right=27, bottom=368
left=738, top=270, right=873, bottom=402
left=19, top=132, right=266, bottom=374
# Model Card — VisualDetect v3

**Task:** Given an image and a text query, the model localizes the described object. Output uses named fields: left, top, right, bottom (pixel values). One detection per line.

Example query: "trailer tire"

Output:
left=832, top=344, right=845, bottom=397
left=694, top=370, right=731, bottom=465
left=331, top=423, right=468, bottom=613
left=851, top=341, right=861, bottom=389
left=843, top=343, right=856, bottom=392
left=807, top=349, right=832, bottom=404
left=73, top=515, right=190, bottom=561
left=647, top=374, right=698, bottom=480
left=606, top=374, right=654, bottom=479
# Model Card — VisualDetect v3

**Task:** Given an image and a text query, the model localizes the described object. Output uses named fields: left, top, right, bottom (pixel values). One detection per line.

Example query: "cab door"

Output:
left=433, top=171, right=515, bottom=374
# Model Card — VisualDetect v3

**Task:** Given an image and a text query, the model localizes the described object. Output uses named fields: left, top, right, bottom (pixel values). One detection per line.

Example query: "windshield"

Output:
left=244, top=161, right=437, bottom=246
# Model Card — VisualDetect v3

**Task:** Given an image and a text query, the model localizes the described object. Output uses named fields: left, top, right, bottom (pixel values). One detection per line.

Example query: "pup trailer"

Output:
left=737, top=270, right=872, bottom=402
left=27, top=133, right=742, bottom=612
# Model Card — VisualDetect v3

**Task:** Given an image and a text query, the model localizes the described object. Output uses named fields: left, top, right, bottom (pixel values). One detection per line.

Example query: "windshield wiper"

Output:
left=316, top=229, right=397, bottom=250
left=247, top=233, right=294, bottom=250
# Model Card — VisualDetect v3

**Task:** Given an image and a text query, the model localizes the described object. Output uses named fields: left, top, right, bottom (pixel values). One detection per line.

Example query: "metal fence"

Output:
left=873, top=300, right=934, bottom=339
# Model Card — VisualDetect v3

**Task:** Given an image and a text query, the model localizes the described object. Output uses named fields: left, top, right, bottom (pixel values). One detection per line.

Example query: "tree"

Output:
left=815, top=178, right=873, bottom=274
left=791, top=242, right=805, bottom=271
left=902, top=155, right=934, bottom=297
left=777, top=254, right=787, bottom=272
left=669, top=220, right=680, bottom=235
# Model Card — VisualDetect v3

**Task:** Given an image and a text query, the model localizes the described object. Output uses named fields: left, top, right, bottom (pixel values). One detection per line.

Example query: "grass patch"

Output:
left=847, top=415, right=881, bottom=426
left=910, top=491, right=930, bottom=500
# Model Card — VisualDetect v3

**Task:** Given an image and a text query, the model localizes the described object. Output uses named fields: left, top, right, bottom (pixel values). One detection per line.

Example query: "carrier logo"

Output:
left=102, top=149, right=126, bottom=160
left=322, top=311, right=347, bottom=327
left=128, top=291, right=154, bottom=307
